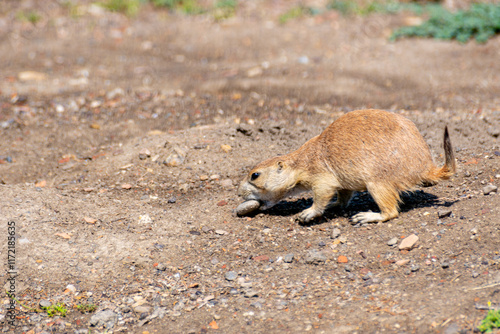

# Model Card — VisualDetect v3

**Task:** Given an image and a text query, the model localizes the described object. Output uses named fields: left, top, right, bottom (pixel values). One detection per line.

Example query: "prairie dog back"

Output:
left=317, top=109, right=437, bottom=191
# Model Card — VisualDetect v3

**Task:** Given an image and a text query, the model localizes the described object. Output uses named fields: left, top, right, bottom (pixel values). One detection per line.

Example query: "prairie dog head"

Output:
left=238, top=157, right=300, bottom=209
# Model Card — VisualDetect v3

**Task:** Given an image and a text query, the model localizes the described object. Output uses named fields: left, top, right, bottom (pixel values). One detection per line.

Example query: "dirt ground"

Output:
left=1, top=1, right=500, bottom=333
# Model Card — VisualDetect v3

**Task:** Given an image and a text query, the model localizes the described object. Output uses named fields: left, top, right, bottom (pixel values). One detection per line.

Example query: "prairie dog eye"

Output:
left=250, top=172, right=260, bottom=181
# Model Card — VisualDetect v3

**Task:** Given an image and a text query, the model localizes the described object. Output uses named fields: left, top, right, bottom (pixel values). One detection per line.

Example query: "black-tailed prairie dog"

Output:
left=237, top=109, right=456, bottom=223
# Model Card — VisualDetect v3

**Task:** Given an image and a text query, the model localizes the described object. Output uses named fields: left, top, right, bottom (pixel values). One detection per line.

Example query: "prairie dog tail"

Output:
left=426, top=126, right=456, bottom=182
left=439, top=126, right=456, bottom=179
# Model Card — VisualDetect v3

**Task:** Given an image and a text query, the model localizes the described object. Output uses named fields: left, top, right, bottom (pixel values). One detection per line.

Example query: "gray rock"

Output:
left=139, top=148, right=151, bottom=160
left=156, top=263, right=167, bottom=271
left=487, top=127, right=500, bottom=138
left=163, top=147, right=187, bottom=167
left=283, top=253, right=294, bottom=263
left=387, top=237, right=398, bottom=246
left=244, top=289, right=259, bottom=298
left=225, top=271, right=237, bottom=281
left=472, top=272, right=480, bottom=278
left=236, top=200, right=260, bottom=216
left=411, top=265, right=420, bottom=272
left=237, top=124, right=253, bottom=136
left=483, top=184, right=498, bottom=195
left=441, top=260, right=450, bottom=269
left=437, top=208, right=452, bottom=218
left=305, top=249, right=326, bottom=265
left=331, top=228, right=341, bottom=239
left=39, top=299, right=51, bottom=308
left=89, top=309, right=118, bottom=328
left=134, top=305, right=152, bottom=314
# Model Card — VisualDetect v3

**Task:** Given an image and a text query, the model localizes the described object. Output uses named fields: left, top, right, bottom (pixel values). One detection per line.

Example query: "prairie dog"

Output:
left=238, top=109, right=456, bottom=223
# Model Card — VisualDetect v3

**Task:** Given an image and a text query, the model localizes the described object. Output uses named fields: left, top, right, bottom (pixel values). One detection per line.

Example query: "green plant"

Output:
left=327, top=0, right=443, bottom=16
left=42, top=303, right=67, bottom=317
left=391, top=3, right=500, bottom=43
left=211, top=0, right=237, bottom=21
left=328, top=0, right=400, bottom=16
left=279, top=5, right=316, bottom=24
left=151, top=0, right=203, bottom=14
left=16, top=10, right=42, bottom=24
left=100, top=0, right=143, bottom=16
left=478, top=307, right=500, bottom=333
left=77, top=303, right=98, bottom=313
left=6, top=291, right=41, bottom=313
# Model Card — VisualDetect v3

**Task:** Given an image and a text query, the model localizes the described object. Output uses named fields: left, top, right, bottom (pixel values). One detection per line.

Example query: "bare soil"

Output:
left=1, top=1, right=499, bottom=333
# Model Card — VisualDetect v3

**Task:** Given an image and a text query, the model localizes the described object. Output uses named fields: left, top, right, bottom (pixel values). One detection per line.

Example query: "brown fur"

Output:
left=238, top=109, right=456, bottom=223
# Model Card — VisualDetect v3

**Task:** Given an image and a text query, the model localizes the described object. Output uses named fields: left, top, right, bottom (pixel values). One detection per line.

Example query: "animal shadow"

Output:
left=258, top=190, right=456, bottom=226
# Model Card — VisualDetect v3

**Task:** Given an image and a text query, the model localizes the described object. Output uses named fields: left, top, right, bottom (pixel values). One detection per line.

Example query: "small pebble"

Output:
left=437, top=208, right=452, bottom=218
left=396, top=259, right=410, bottom=266
left=483, top=184, right=498, bottom=195
left=305, top=249, right=326, bottom=265
left=487, top=127, right=500, bottom=138
left=39, top=299, right=51, bottom=308
left=399, top=234, right=419, bottom=250
left=331, top=228, right=341, bottom=239
left=472, top=272, right=480, bottom=278
left=387, top=237, right=398, bottom=246
left=284, top=253, right=294, bottom=263
left=244, top=290, right=259, bottom=298
left=411, top=265, right=420, bottom=272
left=441, top=260, right=450, bottom=269
left=225, top=271, right=237, bottom=281
left=139, top=148, right=151, bottom=160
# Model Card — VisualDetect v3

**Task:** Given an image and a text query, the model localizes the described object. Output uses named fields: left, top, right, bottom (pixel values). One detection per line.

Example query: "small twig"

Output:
left=468, top=282, right=500, bottom=291
left=441, top=318, right=452, bottom=327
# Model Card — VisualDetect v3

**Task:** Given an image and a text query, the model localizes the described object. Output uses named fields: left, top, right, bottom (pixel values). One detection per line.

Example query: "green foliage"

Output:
left=151, top=0, right=203, bottom=14
left=42, top=303, right=67, bottom=317
left=77, top=303, right=98, bottom=313
left=16, top=10, right=42, bottom=24
left=212, top=0, right=237, bottom=21
left=478, top=308, right=500, bottom=333
left=327, top=0, right=403, bottom=16
left=100, top=0, right=143, bottom=16
left=391, top=3, right=500, bottom=43
left=279, top=6, right=315, bottom=24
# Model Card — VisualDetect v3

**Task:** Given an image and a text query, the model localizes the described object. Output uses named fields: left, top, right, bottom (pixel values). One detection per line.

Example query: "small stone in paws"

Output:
left=236, top=200, right=260, bottom=216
